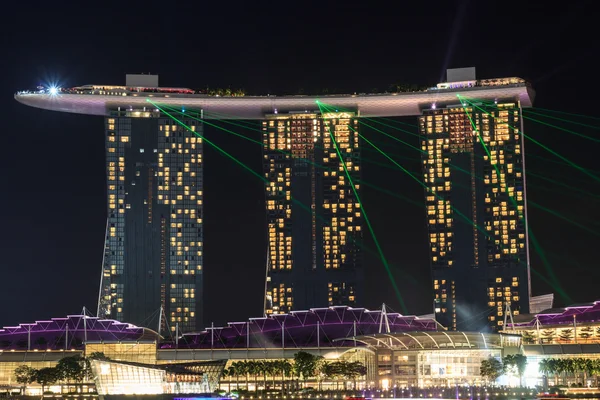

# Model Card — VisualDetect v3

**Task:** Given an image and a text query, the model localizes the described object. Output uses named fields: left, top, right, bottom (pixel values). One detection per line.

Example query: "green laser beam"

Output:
left=527, top=200, right=600, bottom=237
left=461, top=96, right=600, bottom=183
left=532, top=106, right=600, bottom=122
left=523, top=113, right=600, bottom=144
left=170, top=103, right=600, bottom=242
left=160, top=99, right=581, bottom=306
left=458, top=96, right=573, bottom=304
left=317, top=100, right=407, bottom=313
left=159, top=101, right=424, bottom=290
left=524, top=108, right=600, bottom=132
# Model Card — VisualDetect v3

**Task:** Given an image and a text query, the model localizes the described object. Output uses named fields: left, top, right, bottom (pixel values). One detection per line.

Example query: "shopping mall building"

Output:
left=1, top=303, right=599, bottom=395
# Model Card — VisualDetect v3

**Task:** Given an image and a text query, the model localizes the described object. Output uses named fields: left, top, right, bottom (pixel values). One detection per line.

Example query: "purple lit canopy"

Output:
left=165, top=306, right=439, bottom=349
left=509, top=300, right=600, bottom=328
left=0, top=315, right=158, bottom=350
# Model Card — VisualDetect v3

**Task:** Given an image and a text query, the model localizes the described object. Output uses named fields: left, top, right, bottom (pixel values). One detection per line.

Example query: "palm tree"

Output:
left=580, top=358, right=593, bottom=385
left=513, top=354, right=528, bottom=387
left=545, top=358, right=559, bottom=386
left=233, top=362, right=243, bottom=390
left=592, top=359, right=600, bottom=387
left=522, top=331, right=536, bottom=344
left=558, top=358, right=576, bottom=385
left=579, top=327, right=594, bottom=342
left=542, top=329, right=556, bottom=344
left=231, top=361, right=244, bottom=390
left=279, top=359, right=292, bottom=392
left=559, top=329, right=574, bottom=343
left=221, top=366, right=232, bottom=393
left=260, top=361, right=275, bottom=391
left=539, top=359, right=551, bottom=390
left=258, top=360, right=270, bottom=391
left=241, top=361, right=258, bottom=391
left=239, top=361, right=250, bottom=389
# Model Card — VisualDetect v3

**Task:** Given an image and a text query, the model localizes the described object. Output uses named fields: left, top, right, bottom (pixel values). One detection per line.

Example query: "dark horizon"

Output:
left=1, top=0, right=598, bottom=329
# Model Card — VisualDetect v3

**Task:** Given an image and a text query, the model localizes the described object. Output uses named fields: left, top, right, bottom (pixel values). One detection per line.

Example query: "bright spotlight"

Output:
left=431, top=103, right=436, bottom=110
left=49, top=87, right=59, bottom=95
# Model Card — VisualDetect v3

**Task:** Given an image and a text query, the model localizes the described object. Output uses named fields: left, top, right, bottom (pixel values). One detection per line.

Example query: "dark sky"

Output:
left=1, top=0, right=598, bottom=328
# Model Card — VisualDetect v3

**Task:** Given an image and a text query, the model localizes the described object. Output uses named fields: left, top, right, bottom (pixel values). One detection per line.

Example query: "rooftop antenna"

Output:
left=96, top=220, right=109, bottom=318
left=379, top=303, right=391, bottom=334
left=158, top=305, right=164, bottom=336
left=503, top=301, right=515, bottom=332
left=81, top=307, right=88, bottom=345
left=263, top=246, right=271, bottom=317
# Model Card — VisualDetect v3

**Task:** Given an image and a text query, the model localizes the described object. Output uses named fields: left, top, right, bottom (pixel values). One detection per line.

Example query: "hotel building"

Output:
left=419, top=71, right=531, bottom=331
left=97, top=77, right=204, bottom=332
left=262, top=111, right=363, bottom=314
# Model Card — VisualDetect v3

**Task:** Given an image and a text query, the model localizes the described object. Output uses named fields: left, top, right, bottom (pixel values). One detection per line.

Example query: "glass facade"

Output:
left=262, top=112, right=363, bottom=314
left=90, top=359, right=225, bottom=395
left=85, top=342, right=157, bottom=364
left=0, top=360, right=58, bottom=386
left=377, top=349, right=502, bottom=388
left=98, top=111, right=204, bottom=333
left=362, top=332, right=516, bottom=388
left=419, top=103, right=530, bottom=331
left=92, top=360, right=165, bottom=395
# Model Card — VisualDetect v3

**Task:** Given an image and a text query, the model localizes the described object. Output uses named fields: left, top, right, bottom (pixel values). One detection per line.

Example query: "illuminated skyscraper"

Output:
left=419, top=101, right=531, bottom=331
left=98, top=109, right=204, bottom=333
left=262, top=111, right=363, bottom=314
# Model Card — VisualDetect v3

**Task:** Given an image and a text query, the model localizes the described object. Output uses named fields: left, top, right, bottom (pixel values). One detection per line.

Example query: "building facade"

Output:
left=262, top=112, right=363, bottom=314
left=360, top=331, right=519, bottom=388
left=419, top=102, right=530, bottom=331
left=506, top=300, right=600, bottom=344
left=98, top=110, right=204, bottom=333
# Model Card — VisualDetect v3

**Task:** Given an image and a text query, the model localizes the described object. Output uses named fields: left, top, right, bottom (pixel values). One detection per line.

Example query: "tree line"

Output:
left=539, top=357, right=600, bottom=386
left=14, top=352, right=109, bottom=394
left=480, top=354, right=528, bottom=385
left=203, top=88, right=246, bottom=97
left=221, top=351, right=367, bottom=392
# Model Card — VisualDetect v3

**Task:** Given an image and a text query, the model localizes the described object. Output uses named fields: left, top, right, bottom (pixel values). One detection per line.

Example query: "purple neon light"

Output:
left=0, top=315, right=152, bottom=350
left=163, top=306, right=438, bottom=349
left=511, top=300, right=600, bottom=328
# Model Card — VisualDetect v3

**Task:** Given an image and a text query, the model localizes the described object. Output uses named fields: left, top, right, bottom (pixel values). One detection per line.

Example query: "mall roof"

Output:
left=340, top=331, right=518, bottom=350
left=14, top=82, right=534, bottom=119
left=509, top=300, right=600, bottom=328
left=524, top=343, right=600, bottom=356
left=0, top=315, right=159, bottom=350
left=164, top=306, right=439, bottom=349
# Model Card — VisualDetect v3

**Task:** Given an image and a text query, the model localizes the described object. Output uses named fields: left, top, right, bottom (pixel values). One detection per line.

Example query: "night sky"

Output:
left=1, top=0, right=598, bottom=329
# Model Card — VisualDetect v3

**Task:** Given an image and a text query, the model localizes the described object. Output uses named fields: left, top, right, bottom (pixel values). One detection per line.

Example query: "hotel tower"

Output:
left=262, top=111, right=364, bottom=314
left=97, top=75, right=204, bottom=333
left=419, top=68, right=531, bottom=331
